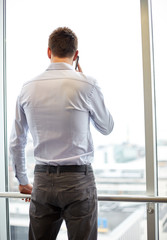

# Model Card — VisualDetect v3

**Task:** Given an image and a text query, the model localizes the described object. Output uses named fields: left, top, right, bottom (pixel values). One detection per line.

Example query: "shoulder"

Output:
left=22, top=72, right=46, bottom=88
left=76, top=72, right=98, bottom=87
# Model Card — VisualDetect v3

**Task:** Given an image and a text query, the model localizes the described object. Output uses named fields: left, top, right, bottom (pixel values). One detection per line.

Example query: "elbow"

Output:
left=108, top=121, right=114, bottom=135
left=93, top=116, right=114, bottom=135
left=104, top=115, right=114, bottom=135
left=102, top=121, right=114, bottom=135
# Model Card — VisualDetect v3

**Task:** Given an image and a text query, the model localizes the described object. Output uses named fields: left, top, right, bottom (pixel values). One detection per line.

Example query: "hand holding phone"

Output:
left=75, top=56, right=79, bottom=70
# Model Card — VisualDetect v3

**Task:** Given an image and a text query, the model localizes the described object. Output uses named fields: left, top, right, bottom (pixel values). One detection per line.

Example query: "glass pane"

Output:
left=98, top=202, right=147, bottom=240
left=159, top=203, right=167, bottom=240
left=7, top=0, right=145, bottom=239
left=10, top=199, right=29, bottom=240
left=151, top=0, right=167, bottom=196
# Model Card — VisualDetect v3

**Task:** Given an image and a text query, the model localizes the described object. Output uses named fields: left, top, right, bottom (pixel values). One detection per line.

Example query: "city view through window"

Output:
left=5, top=0, right=167, bottom=239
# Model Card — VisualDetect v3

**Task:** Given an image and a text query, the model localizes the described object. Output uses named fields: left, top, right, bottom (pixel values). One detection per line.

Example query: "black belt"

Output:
left=35, top=164, right=93, bottom=174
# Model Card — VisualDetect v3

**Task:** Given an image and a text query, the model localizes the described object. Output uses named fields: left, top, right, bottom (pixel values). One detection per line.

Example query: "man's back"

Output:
left=18, top=62, right=113, bottom=166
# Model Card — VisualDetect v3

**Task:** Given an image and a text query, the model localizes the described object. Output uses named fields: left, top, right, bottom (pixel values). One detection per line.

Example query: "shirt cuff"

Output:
left=16, top=174, right=29, bottom=185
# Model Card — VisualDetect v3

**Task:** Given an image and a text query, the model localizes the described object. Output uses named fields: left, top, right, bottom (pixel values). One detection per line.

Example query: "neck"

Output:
left=51, top=55, right=73, bottom=65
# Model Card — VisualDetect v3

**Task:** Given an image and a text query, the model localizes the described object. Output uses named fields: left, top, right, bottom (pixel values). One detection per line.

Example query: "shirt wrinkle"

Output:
left=22, top=76, right=96, bottom=89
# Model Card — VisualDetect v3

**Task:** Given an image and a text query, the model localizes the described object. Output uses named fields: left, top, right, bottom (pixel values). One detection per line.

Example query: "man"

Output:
left=10, top=27, right=114, bottom=240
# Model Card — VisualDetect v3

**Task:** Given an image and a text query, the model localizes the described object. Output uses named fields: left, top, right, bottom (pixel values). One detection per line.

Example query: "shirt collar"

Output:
left=46, top=62, right=74, bottom=71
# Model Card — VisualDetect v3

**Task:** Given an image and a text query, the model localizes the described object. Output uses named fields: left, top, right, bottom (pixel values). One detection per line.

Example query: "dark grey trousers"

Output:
left=29, top=169, right=97, bottom=240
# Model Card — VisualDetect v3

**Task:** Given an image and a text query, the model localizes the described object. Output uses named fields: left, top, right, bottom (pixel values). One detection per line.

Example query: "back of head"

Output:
left=48, top=27, right=78, bottom=58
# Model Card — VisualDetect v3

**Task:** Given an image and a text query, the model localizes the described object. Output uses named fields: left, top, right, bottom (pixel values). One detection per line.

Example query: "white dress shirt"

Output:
left=9, top=62, right=114, bottom=185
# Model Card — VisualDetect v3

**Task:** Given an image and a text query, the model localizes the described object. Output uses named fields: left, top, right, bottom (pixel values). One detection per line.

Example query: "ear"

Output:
left=73, top=50, right=79, bottom=61
left=47, top=47, right=51, bottom=59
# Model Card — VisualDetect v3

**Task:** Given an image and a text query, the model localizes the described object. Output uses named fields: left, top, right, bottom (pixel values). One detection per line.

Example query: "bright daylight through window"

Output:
left=3, top=0, right=166, bottom=239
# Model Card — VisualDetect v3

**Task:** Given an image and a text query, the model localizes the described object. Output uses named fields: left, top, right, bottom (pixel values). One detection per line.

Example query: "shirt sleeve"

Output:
left=9, top=96, right=29, bottom=185
left=88, top=82, right=114, bottom=135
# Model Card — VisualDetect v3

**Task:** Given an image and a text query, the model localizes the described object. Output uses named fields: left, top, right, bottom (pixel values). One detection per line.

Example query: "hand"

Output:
left=19, top=183, right=33, bottom=194
left=76, top=63, right=83, bottom=73
left=19, top=183, right=33, bottom=202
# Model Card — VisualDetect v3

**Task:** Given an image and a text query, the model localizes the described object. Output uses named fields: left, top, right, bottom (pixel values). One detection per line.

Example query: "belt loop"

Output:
left=57, top=166, right=60, bottom=177
left=85, top=165, right=88, bottom=175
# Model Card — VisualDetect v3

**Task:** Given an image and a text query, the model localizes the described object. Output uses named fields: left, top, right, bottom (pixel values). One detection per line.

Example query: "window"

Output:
left=0, top=0, right=165, bottom=239
left=6, top=0, right=145, bottom=239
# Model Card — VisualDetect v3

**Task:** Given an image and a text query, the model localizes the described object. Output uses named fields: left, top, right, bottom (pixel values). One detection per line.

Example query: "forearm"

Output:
left=10, top=140, right=29, bottom=185
left=89, top=84, right=114, bottom=135
left=10, top=96, right=29, bottom=185
left=11, top=154, right=29, bottom=185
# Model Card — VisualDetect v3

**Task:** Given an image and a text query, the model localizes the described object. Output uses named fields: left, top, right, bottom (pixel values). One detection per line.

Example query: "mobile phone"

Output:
left=75, top=56, right=79, bottom=70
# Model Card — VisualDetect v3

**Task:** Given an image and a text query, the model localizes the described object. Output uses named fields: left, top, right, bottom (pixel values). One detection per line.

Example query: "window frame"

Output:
left=0, top=0, right=10, bottom=239
left=140, top=0, right=159, bottom=239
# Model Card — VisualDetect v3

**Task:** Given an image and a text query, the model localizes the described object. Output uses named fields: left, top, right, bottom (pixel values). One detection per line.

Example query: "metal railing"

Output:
left=1, top=192, right=167, bottom=203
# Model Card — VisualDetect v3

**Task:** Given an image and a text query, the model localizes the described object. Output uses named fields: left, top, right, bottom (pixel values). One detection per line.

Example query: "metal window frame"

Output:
left=0, top=0, right=10, bottom=240
left=140, top=0, right=159, bottom=239
left=0, top=0, right=160, bottom=239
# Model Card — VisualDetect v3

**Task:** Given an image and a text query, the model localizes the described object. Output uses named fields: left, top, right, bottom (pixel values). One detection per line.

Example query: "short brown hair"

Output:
left=48, top=27, right=78, bottom=58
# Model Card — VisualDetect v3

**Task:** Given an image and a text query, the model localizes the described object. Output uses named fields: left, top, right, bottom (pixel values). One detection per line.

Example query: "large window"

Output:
left=6, top=0, right=145, bottom=239
left=0, top=0, right=166, bottom=239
